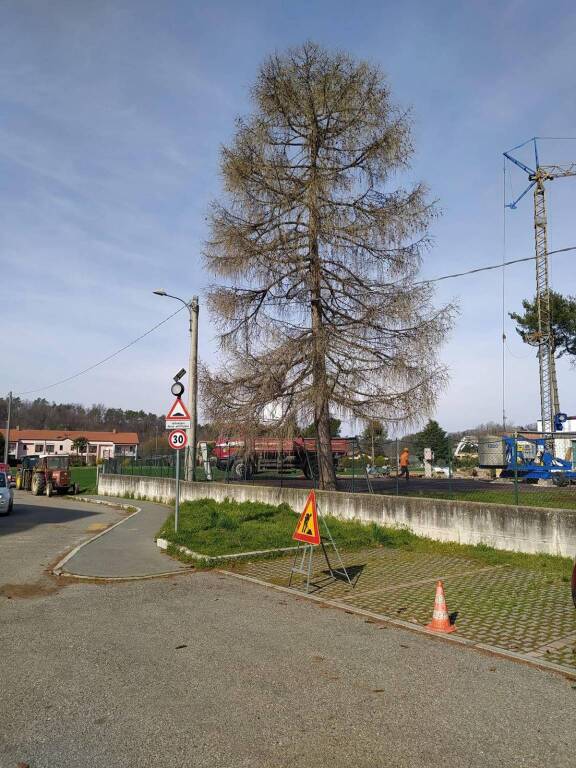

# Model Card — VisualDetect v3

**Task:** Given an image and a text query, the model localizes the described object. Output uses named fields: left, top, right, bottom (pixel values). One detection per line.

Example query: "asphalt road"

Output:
left=1, top=493, right=575, bottom=768
left=0, top=492, right=124, bottom=591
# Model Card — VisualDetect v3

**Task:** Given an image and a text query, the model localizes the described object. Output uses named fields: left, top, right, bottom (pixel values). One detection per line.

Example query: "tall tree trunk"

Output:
left=310, top=272, right=336, bottom=489
left=308, top=127, right=337, bottom=491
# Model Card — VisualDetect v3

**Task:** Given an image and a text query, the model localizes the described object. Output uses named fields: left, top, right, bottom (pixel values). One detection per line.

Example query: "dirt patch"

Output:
left=86, top=523, right=110, bottom=532
left=0, top=581, right=61, bottom=599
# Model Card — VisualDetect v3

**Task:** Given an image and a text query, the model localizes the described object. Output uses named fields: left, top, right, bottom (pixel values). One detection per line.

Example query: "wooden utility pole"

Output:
left=3, top=391, right=12, bottom=465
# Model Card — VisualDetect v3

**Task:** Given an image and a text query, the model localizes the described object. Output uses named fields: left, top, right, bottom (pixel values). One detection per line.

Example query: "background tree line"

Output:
left=0, top=397, right=218, bottom=457
left=0, top=396, right=165, bottom=435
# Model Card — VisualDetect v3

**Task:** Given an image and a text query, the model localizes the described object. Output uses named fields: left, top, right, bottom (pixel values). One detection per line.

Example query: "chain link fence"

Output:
left=102, top=432, right=576, bottom=511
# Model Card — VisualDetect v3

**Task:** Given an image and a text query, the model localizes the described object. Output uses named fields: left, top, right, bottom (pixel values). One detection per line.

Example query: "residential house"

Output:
left=0, top=429, right=139, bottom=462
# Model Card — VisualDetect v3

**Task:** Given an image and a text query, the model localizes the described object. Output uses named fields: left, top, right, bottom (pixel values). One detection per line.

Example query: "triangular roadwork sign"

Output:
left=293, top=490, right=320, bottom=545
left=166, top=397, right=191, bottom=420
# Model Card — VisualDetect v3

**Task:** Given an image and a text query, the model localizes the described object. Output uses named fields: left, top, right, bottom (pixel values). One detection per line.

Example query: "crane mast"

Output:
left=533, top=174, right=560, bottom=432
left=504, top=138, right=575, bottom=441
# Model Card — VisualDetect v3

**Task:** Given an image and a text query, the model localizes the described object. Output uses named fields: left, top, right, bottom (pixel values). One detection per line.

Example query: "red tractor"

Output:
left=16, top=455, right=78, bottom=496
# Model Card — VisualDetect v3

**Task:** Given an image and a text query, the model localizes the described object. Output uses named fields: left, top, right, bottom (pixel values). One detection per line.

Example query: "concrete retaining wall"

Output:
left=98, top=474, right=576, bottom=558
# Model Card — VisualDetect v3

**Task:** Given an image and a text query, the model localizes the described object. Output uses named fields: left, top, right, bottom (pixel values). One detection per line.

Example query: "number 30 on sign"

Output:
left=169, top=429, right=188, bottom=450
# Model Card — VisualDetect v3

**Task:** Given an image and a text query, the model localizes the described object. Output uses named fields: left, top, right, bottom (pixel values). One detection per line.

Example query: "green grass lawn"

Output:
left=110, top=464, right=229, bottom=482
left=157, top=497, right=573, bottom=579
left=71, top=466, right=97, bottom=493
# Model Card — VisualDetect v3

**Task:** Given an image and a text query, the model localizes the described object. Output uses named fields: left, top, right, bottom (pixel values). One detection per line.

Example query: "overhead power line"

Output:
left=16, top=305, right=186, bottom=397
left=413, top=246, right=575, bottom=286
left=12, top=245, right=575, bottom=399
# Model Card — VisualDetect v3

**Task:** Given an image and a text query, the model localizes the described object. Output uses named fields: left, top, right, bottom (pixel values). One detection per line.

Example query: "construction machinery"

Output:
left=479, top=435, right=576, bottom=485
left=16, top=454, right=78, bottom=496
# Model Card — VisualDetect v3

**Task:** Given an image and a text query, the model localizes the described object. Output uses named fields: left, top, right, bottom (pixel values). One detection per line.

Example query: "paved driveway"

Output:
left=1, top=493, right=575, bottom=767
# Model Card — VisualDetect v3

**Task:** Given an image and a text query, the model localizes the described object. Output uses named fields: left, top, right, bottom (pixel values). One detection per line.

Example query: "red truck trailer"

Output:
left=212, top=436, right=349, bottom=480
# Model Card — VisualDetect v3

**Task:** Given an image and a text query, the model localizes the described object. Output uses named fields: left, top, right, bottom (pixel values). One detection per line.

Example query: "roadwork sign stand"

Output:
left=288, top=490, right=353, bottom=594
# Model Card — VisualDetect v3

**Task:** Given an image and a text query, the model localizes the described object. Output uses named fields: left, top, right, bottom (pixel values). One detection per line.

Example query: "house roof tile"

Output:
left=0, top=429, right=139, bottom=444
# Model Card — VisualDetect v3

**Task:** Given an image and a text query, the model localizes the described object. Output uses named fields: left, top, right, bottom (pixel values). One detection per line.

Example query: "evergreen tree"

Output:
left=360, top=419, right=388, bottom=462
left=302, top=418, right=341, bottom=438
left=510, top=291, right=576, bottom=359
left=72, top=437, right=89, bottom=456
left=414, top=419, right=450, bottom=463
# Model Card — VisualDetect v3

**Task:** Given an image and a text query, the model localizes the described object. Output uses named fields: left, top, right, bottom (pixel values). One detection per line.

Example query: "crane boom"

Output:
left=539, top=163, right=576, bottom=179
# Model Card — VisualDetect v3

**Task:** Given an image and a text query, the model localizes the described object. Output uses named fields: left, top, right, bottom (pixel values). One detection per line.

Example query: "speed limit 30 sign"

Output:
left=168, top=429, right=188, bottom=450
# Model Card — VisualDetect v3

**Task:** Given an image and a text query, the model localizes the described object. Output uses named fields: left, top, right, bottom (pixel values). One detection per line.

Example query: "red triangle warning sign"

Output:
left=166, top=397, right=191, bottom=420
left=293, top=490, right=320, bottom=545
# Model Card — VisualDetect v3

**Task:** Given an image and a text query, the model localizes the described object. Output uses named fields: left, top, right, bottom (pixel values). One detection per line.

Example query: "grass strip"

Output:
left=71, top=466, right=97, bottom=494
left=157, top=497, right=573, bottom=580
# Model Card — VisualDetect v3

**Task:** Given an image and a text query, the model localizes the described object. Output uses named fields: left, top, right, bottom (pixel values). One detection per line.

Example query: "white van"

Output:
left=0, top=471, right=14, bottom=515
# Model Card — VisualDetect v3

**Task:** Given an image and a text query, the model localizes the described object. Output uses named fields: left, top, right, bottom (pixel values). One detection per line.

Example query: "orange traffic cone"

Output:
left=426, top=580, right=456, bottom=633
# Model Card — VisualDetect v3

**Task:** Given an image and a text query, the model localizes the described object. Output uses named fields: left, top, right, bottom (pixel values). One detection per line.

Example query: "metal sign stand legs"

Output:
left=289, top=507, right=353, bottom=594
left=289, top=543, right=316, bottom=593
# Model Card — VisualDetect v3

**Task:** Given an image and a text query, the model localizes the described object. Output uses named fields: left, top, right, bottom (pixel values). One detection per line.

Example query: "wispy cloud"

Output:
left=1, top=0, right=575, bottom=429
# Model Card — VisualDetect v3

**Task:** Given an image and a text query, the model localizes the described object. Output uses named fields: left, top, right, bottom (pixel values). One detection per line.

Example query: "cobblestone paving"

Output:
left=225, top=548, right=576, bottom=672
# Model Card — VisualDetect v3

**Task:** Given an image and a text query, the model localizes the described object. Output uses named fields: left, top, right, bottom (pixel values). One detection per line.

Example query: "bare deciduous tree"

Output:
left=203, top=42, right=454, bottom=490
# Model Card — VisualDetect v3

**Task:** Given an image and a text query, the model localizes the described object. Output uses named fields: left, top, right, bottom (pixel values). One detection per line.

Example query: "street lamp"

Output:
left=153, top=289, right=199, bottom=481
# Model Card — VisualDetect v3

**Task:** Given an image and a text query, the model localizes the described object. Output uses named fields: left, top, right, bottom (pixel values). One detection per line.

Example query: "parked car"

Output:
left=0, top=462, right=15, bottom=487
left=0, top=471, right=14, bottom=515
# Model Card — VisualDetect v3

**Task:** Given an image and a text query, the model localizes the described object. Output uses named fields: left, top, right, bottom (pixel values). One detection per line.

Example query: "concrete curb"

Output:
left=156, top=537, right=299, bottom=563
left=218, top=569, right=576, bottom=681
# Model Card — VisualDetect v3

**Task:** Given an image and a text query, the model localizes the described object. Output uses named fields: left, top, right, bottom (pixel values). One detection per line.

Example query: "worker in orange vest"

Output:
left=399, top=447, right=410, bottom=481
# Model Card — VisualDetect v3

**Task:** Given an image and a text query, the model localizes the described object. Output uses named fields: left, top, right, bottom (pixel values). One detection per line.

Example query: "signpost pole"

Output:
left=166, top=375, right=189, bottom=533
left=175, top=446, right=180, bottom=534
left=4, top=391, right=12, bottom=465
left=187, top=296, right=199, bottom=482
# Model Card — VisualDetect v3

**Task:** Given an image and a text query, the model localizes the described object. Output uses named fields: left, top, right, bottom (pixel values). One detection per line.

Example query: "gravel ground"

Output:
left=1, top=494, right=575, bottom=767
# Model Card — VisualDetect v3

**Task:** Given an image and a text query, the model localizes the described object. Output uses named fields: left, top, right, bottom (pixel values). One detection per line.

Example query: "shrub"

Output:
left=453, top=455, right=478, bottom=469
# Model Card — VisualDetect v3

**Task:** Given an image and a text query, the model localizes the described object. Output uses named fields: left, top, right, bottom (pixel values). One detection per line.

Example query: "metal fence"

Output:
left=102, top=432, right=576, bottom=512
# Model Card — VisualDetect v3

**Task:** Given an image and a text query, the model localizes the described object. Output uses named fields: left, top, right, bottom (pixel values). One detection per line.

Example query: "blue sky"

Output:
left=1, top=0, right=575, bottom=432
